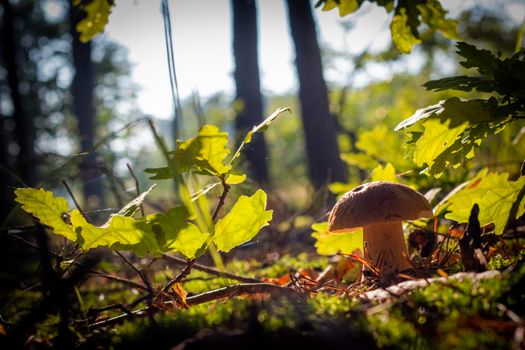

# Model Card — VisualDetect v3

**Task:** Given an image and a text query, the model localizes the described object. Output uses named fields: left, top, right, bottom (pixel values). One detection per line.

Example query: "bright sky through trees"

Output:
left=105, top=0, right=524, bottom=120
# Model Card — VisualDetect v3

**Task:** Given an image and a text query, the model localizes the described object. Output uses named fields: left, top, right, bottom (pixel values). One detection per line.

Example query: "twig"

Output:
left=90, top=283, right=298, bottom=329
left=163, top=259, right=196, bottom=292
left=87, top=303, right=134, bottom=319
left=101, top=163, right=124, bottom=208
left=63, top=180, right=87, bottom=220
left=115, top=251, right=154, bottom=294
left=211, top=178, right=231, bottom=223
left=88, top=271, right=149, bottom=292
left=126, top=163, right=145, bottom=217
left=162, top=254, right=261, bottom=283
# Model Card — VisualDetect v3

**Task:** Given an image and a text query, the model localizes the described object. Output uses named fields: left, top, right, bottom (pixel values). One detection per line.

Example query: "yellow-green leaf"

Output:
left=412, top=119, right=468, bottom=173
left=320, top=0, right=360, bottom=16
left=148, top=207, right=208, bottom=259
left=14, top=188, right=76, bottom=240
left=417, top=1, right=458, bottom=39
left=72, top=210, right=146, bottom=250
left=213, top=189, right=273, bottom=252
left=391, top=8, right=421, bottom=54
left=176, top=124, right=231, bottom=176
left=225, top=173, right=247, bottom=185
left=337, top=0, right=359, bottom=16
left=370, top=163, right=398, bottom=182
left=75, top=0, right=112, bottom=43
left=442, top=170, right=525, bottom=234
left=311, top=222, right=362, bottom=255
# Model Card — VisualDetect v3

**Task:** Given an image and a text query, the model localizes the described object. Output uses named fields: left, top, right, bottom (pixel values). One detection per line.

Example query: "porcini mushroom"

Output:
left=328, top=181, right=432, bottom=276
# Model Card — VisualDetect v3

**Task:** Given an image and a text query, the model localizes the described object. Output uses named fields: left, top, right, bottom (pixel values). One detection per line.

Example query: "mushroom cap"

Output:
left=328, top=181, right=433, bottom=233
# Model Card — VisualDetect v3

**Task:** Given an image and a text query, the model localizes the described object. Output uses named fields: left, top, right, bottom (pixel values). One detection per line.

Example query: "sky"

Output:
left=104, top=0, right=525, bottom=120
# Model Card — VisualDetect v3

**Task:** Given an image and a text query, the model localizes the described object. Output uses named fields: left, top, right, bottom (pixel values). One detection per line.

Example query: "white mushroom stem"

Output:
left=363, top=221, right=412, bottom=276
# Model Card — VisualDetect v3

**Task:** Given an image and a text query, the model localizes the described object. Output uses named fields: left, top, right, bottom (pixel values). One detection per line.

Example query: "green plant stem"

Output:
left=207, top=179, right=231, bottom=270
left=515, top=15, right=525, bottom=53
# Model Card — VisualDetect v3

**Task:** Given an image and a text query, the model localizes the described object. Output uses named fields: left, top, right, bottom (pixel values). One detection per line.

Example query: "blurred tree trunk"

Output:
left=285, top=0, right=346, bottom=188
left=70, top=1, right=103, bottom=209
left=1, top=0, right=35, bottom=187
left=232, top=0, right=269, bottom=183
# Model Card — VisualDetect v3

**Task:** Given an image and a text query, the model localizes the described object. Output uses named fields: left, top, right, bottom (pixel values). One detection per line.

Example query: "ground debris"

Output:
left=360, top=270, right=501, bottom=301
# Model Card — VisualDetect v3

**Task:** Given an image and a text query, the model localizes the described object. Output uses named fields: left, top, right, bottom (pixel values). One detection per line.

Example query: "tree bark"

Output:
left=232, top=0, right=269, bottom=183
left=285, top=0, right=346, bottom=188
left=1, top=0, right=35, bottom=187
left=70, top=1, right=103, bottom=209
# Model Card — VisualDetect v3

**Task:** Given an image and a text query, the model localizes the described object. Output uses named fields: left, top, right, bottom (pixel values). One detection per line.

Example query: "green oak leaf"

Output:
left=440, top=170, right=525, bottom=234
left=148, top=206, right=208, bottom=259
left=396, top=97, right=511, bottom=176
left=417, top=0, right=458, bottom=39
left=74, top=0, right=112, bottom=43
left=225, top=173, right=247, bottom=185
left=311, top=221, right=362, bottom=255
left=14, top=188, right=76, bottom=241
left=390, top=8, right=421, bottom=54
left=411, top=119, right=468, bottom=174
left=213, top=189, right=273, bottom=252
left=318, top=0, right=360, bottom=16
left=145, top=124, right=231, bottom=179
left=423, top=76, right=493, bottom=93
left=370, top=163, right=398, bottom=182
left=456, top=42, right=500, bottom=77
left=72, top=210, right=147, bottom=251
left=176, top=125, right=231, bottom=176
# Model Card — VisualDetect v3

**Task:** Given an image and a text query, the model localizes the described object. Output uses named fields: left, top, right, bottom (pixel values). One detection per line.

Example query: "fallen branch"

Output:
left=90, top=282, right=298, bottom=329
left=88, top=271, right=149, bottom=292
left=362, top=270, right=501, bottom=301
left=162, top=254, right=261, bottom=284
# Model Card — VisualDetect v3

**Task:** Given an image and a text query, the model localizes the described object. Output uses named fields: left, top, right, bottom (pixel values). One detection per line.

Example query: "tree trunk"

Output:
left=1, top=0, right=35, bottom=187
left=70, top=1, right=103, bottom=209
left=285, top=0, right=346, bottom=188
left=232, top=0, right=269, bottom=183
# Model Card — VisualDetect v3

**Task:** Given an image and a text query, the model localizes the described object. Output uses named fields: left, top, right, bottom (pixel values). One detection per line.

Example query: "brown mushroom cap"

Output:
left=328, top=181, right=433, bottom=233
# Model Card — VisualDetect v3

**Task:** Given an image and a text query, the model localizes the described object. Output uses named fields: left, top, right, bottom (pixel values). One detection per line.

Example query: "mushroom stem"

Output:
left=363, top=221, right=412, bottom=276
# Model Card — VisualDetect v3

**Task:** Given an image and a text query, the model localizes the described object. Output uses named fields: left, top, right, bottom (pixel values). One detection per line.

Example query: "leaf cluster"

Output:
left=73, top=0, right=113, bottom=43
left=396, top=42, right=525, bottom=177
left=316, top=0, right=458, bottom=53
left=14, top=109, right=290, bottom=260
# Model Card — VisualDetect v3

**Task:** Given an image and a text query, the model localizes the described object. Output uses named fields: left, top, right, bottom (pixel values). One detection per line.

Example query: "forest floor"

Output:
left=1, top=222, right=524, bottom=350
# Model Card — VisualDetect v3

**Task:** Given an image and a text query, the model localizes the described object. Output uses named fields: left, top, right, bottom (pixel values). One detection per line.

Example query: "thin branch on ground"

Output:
left=162, top=254, right=261, bottom=283
left=87, top=303, right=134, bottom=319
left=88, top=271, right=150, bottom=292
left=90, top=282, right=299, bottom=329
